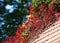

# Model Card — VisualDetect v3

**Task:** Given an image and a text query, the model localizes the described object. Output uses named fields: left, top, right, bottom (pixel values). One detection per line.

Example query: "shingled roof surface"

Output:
left=30, top=18, right=60, bottom=43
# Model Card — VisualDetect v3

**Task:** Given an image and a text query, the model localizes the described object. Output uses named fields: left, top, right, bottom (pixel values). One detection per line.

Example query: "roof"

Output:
left=31, top=18, right=60, bottom=43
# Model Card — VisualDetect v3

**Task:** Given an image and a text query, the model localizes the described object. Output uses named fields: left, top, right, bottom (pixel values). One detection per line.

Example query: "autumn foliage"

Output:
left=2, top=1, right=60, bottom=43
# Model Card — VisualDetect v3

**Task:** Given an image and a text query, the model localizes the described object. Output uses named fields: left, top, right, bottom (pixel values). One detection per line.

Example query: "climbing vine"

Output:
left=2, top=0, right=60, bottom=43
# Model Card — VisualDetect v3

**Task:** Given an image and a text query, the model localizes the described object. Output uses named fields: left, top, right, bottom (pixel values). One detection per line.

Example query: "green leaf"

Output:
left=45, top=0, right=52, bottom=3
left=21, top=29, right=30, bottom=37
